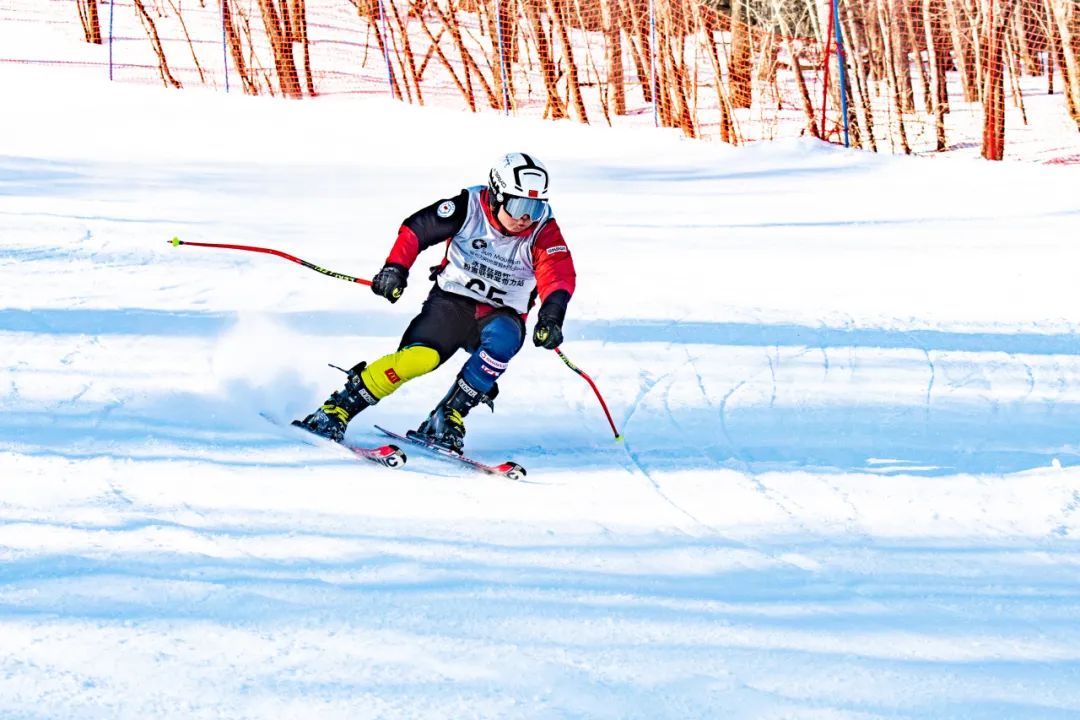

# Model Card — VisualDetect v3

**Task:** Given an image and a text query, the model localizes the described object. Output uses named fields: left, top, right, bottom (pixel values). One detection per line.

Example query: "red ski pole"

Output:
left=555, top=347, right=623, bottom=441
left=169, top=237, right=372, bottom=286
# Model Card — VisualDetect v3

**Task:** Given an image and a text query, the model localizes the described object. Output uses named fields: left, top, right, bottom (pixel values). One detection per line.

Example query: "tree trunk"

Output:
left=901, top=0, right=934, bottom=114
left=77, top=0, right=103, bottom=44
left=257, top=0, right=303, bottom=97
left=890, top=0, right=917, bottom=112
left=794, top=39, right=823, bottom=139
left=367, top=0, right=405, bottom=102
left=222, top=0, right=260, bottom=94
left=922, top=0, right=948, bottom=149
left=652, top=13, right=673, bottom=125
left=432, top=1, right=499, bottom=109
left=602, top=0, right=627, bottom=115
left=418, top=14, right=472, bottom=107
left=698, top=5, right=738, bottom=143
left=729, top=0, right=753, bottom=108
left=1014, top=1, right=1043, bottom=75
left=946, top=0, right=979, bottom=100
left=484, top=0, right=514, bottom=111
left=133, top=0, right=182, bottom=89
left=843, top=4, right=876, bottom=150
left=659, top=1, right=694, bottom=137
left=837, top=39, right=864, bottom=147
left=627, top=0, right=655, bottom=104
left=293, top=0, right=315, bottom=96
left=389, top=0, right=424, bottom=104
left=876, top=0, right=912, bottom=151
left=1050, top=0, right=1080, bottom=128
left=981, top=0, right=1019, bottom=159
left=524, top=0, right=569, bottom=119
left=550, top=0, right=589, bottom=122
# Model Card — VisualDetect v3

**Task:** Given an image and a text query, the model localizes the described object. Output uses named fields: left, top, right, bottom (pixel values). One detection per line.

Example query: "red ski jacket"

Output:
left=384, top=187, right=576, bottom=319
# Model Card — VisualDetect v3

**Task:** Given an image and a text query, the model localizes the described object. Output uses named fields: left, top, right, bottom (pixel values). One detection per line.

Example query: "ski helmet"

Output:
left=488, top=152, right=550, bottom=221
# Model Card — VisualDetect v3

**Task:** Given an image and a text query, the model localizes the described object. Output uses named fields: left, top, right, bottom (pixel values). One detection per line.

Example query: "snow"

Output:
left=3, top=19, right=1080, bottom=719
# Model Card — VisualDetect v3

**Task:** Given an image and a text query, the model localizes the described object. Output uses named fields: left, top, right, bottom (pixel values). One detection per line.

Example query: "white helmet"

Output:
left=488, top=152, right=550, bottom=221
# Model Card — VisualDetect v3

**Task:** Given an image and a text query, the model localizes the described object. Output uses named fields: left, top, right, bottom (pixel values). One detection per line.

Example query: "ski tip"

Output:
left=170, top=236, right=182, bottom=247
left=497, top=462, right=527, bottom=480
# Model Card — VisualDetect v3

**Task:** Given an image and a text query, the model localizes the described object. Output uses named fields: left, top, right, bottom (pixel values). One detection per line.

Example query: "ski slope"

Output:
left=3, top=42, right=1080, bottom=718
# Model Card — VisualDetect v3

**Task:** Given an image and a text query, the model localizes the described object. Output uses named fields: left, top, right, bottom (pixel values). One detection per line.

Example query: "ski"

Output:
left=262, top=413, right=407, bottom=468
left=374, top=424, right=526, bottom=480
left=339, top=440, right=407, bottom=468
left=292, top=421, right=406, bottom=468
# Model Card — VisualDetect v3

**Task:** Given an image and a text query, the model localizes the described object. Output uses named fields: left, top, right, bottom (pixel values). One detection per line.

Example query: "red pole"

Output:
left=169, top=237, right=372, bottom=286
left=555, top=348, right=623, bottom=441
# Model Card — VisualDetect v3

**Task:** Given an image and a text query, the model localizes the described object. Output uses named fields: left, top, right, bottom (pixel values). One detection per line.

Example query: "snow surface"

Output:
left=3, top=25, right=1080, bottom=720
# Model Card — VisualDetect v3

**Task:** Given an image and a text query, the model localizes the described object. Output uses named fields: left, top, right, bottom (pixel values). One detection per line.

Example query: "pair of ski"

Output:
left=301, top=423, right=527, bottom=481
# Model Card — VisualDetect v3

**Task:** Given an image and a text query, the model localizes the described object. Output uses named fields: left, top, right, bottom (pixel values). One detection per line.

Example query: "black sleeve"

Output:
left=402, top=189, right=470, bottom=252
left=538, top=289, right=571, bottom=325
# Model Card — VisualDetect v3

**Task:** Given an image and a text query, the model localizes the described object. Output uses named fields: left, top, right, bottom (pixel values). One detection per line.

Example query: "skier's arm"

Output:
left=531, top=220, right=576, bottom=349
left=385, top=189, right=469, bottom=270
left=372, top=190, right=469, bottom=303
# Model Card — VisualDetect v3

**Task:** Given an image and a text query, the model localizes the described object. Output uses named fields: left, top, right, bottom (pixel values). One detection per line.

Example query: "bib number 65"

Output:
left=465, top=278, right=508, bottom=305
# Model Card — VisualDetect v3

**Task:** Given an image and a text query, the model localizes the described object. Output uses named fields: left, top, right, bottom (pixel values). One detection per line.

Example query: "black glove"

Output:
left=532, top=290, right=570, bottom=350
left=533, top=316, right=563, bottom=350
left=371, top=263, right=408, bottom=303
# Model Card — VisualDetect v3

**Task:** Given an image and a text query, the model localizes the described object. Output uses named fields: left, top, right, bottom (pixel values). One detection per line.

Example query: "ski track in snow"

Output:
left=3, top=53, right=1080, bottom=717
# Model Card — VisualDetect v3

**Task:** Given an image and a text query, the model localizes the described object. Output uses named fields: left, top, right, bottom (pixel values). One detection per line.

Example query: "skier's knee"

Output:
left=479, top=314, right=525, bottom=361
left=360, top=345, right=440, bottom=398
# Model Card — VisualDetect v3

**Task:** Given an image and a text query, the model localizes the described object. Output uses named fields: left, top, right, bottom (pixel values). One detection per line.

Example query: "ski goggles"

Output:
left=502, top=195, right=548, bottom=221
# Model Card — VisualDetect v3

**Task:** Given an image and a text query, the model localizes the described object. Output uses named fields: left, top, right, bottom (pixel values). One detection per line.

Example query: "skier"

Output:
left=293, top=152, right=576, bottom=454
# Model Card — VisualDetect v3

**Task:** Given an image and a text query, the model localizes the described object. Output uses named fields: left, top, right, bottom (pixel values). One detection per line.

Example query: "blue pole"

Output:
left=495, top=0, right=510, bottom=114
left=377, top=0, right=396, bottom=99
left=649, top=0, right=657, bottom=126
left=108, top=0, right=115, bottom=81
left=220, top=1, right=230, bottom=92
left=832, top=0, right=850, bottom=147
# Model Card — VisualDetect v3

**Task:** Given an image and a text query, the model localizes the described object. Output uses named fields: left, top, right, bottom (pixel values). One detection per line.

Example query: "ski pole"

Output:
left=169, top=237, right=372, bottom=286
left=555, top=347, right=623, bottom=441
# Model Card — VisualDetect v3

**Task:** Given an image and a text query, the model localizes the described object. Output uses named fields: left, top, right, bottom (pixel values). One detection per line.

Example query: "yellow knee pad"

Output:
left=360, top=345, right=440, bottom=399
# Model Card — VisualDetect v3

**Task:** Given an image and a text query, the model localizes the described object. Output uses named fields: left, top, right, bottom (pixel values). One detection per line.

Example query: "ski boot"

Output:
left=415, top=375, right=497, bottom=454
left=293, top=362, right=379, bottom=443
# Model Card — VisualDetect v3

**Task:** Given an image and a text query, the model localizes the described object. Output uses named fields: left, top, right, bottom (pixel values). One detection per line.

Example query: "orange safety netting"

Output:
left=15, top=0, right=1080, bottom=159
